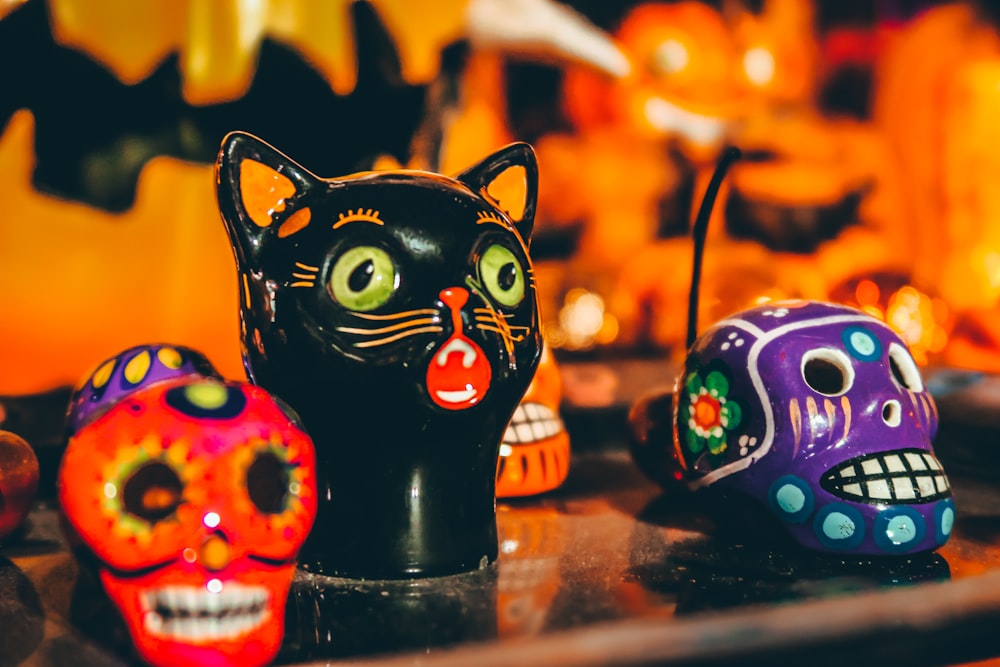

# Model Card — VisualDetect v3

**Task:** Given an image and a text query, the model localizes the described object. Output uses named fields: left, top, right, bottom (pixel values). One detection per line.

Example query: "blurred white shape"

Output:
left=465, top=0, right=630, bottom=77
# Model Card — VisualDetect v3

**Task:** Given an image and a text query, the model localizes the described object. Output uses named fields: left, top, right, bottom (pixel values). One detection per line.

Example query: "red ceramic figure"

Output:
left=59, top=344, right=317, bottom=667
left=0, top=430, right=39, bottom=540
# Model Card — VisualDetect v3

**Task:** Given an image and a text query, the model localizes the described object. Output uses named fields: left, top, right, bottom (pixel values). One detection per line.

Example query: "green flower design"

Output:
left=681, top=370, right=742, bottom=457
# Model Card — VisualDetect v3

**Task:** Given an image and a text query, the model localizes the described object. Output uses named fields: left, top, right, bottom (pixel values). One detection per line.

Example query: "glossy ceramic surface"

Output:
left=633, top=300, right=952, bottom=555
left=5, top=443, right=1000, bottom=667
left=0, top=430, right=39, bottom=540
left=3, top=362, right=1000, bottom=665
left=58, top=346, right=318, bottom=667
left=215, top=132, right=542, bottom=578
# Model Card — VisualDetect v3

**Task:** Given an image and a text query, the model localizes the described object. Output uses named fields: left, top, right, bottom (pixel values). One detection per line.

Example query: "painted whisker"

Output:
left=476, top=324, right=526, bottom=341
left=353, top=326, right=444, bottom=348
left=350, top=308, right=439, bottom=321
left=474, top=308, right=513, bottom=317
left=474, top=310, right=524, bottom=353
left=337, top=317, right=440, bottom=336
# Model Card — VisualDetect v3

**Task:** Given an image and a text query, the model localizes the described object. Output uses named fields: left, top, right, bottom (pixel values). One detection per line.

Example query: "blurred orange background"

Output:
left=2, top=0, right=1000, bottom=394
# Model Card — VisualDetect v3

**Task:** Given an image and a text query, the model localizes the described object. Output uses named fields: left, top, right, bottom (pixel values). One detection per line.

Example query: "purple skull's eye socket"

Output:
left=888, top=343, right=924, bottom=392
left=801, top=348, right=855, bottom=397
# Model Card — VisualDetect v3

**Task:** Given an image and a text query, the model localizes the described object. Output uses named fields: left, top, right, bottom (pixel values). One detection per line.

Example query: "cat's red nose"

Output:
left=439, top=287, right=469, bottom=310
left=430, top=286, right=490, bottom=410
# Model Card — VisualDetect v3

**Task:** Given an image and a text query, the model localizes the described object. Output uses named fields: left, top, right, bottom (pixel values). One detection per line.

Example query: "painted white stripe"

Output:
left=691, top=313, right=881, bottom=489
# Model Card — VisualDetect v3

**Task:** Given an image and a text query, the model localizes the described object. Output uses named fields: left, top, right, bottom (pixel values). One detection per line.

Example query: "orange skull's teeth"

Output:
left=141, top=583, right=271, bottom=642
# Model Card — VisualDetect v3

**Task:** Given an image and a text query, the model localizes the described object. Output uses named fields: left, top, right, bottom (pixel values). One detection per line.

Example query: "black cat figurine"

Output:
left=216, top=132, right=542, bottom=579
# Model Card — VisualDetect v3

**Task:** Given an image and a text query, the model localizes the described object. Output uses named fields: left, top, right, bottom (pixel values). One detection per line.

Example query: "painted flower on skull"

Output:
left=681, top=369, right=742, bottom=458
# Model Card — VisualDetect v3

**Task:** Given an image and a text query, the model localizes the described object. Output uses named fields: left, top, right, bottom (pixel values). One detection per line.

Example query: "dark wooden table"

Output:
left=3, top=360, right=1000, bottom=667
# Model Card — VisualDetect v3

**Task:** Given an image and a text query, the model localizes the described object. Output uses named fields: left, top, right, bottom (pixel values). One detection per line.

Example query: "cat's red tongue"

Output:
left=427, top=288, right=492, bottom=410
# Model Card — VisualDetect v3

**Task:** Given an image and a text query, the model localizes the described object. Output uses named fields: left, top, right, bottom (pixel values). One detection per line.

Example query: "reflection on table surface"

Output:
left=3, top=440, right=1000, bottom=666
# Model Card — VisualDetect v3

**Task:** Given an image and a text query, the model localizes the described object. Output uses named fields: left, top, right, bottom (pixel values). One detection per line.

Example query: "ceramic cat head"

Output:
left=216, top=132, right=541, bottom=578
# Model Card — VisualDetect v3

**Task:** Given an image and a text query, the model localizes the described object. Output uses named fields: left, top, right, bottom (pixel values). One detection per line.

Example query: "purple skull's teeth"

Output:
left=821, top=448, right=951, bottom=505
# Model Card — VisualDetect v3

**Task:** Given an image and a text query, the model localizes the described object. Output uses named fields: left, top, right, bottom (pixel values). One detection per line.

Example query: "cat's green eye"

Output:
left=479, top=244, right=525, bottom=307
left=329, top=246, right=398, bottom=311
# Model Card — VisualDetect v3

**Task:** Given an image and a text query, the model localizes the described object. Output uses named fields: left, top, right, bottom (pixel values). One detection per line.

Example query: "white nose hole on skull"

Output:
left=882, top=400, right=901, bottom=427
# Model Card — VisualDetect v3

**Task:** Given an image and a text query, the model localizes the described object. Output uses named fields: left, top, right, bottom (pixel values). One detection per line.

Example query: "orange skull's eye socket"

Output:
left=122, top=462, right=184, bottom=523
left=247, top=452, right=290, bottom=514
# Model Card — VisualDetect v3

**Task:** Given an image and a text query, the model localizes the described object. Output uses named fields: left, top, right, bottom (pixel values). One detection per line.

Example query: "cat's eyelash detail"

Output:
left=336, top=309, right=444, bottom=348
left=476, top=211, right=507, bottom=227
left=290, top=261, right=318, bottom=288
left=333, top=208, right=383, bottom=229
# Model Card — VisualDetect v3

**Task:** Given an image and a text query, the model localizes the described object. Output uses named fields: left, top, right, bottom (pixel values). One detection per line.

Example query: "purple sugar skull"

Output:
left=673, top=300, right=953, bottom=555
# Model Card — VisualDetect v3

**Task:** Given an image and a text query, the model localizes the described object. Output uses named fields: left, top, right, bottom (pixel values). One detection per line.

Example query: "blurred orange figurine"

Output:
left=562, top=2, right=744, bottom=160
left=874, top=2, right=1000, bottom=371
left=536, top=2, right=749, bottom=350
left=609, top=0, right=909, bottom=354
left=497, top=347, right=569, bottom=497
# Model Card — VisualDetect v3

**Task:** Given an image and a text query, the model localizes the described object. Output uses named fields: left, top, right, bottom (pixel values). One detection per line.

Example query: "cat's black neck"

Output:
left=299, top=419, right=505, bottom=579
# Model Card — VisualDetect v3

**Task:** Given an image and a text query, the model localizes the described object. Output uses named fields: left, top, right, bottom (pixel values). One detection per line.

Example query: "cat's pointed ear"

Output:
left=456, top=142, right=539, bottom=245
left=216, top=131, right=320, bottom=269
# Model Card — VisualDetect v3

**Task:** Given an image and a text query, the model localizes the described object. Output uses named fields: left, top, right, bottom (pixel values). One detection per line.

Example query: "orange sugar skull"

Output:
left=497, top=346, right=569, bottom=497
left=58, top=375, right=317, bottom=667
